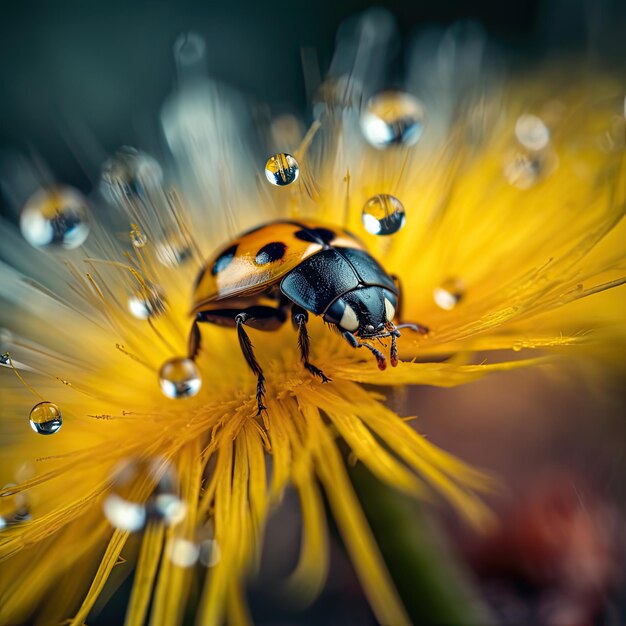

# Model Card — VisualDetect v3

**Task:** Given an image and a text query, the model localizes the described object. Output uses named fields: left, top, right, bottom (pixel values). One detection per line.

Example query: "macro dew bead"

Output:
left=361, top=194, right=407, bottom=235
left=264, top=153, right=300, bottom=186
left=20, top=186, right=90, bottom=250
left=29, top=401, right=63, bottom=435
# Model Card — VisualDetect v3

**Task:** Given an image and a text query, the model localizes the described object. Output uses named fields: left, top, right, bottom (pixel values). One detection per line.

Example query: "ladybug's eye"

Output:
left=324, top=298, right=359, bottom=331
left=339, top=304, right=359, bottom=331
left=383, top=290, right=396, bottom=322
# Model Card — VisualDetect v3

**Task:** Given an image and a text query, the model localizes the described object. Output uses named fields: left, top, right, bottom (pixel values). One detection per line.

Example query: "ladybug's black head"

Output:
left=324, top=286, right=397, bottom=338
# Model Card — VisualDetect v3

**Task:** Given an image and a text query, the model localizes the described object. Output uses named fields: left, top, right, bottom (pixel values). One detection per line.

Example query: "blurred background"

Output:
left=2, top=1, right=626, bottom=624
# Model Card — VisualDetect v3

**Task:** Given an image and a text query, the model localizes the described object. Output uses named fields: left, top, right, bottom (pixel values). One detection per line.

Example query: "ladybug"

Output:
left=189, top=220, right=427, bottom=413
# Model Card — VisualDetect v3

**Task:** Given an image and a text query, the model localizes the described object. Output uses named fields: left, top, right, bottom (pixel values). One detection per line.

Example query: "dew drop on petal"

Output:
left=29, top=401, right=62, bottom=435
left=433, top=277, right=465, bottom=311
left=159, top=357, right=201, bottom=399
left=130, top=227, right=147, bottom=248
left=103, top=494, right=146, bottom=532
left=264, top=153, right=299, bottom=186
left=20, top=186, right=90, bottom=250
left=361, top=91, right=425, bottom=149
left=155, top=234, right=192, bottom=267
left=128, top=285, right=166, bottom=320
left=515, top=114, right=550, bottom=152
left=167, top=538, right=200, bottom=567
left=101, top=147, right=163, bottom=205
left=361, top=194, right=406, bottom=236
left=199, top=538, right=221, bottom=567
left=504, top=152, right=542, bottom=189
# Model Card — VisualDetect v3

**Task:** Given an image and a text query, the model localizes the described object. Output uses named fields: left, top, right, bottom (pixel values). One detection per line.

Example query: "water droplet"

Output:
left=361, top=91, right=425, bottom=149
left=20, top=186, right=90, bottom=250
left=159, top=357, right=202, bottom=399
left=29, top=402, right=62, bottom=435
left=167, top=538, right=200, bottom=567
left=130, top=227, right=147, bottom=248
left=155, top=234, right=192, bottom=267
left=103, top=493, right=146, bottom=532
left=199, top=538, right=221, bottom=567
left=361, top=194, right=406, bottom=236
left=128, top=285, right=166, bottom=320
left=101, top=147, right=163, bottom=205
left=515, top=114, right=550, bottom=152
left=503, top=150, right=558, bottom=189
left=0, top=352, right=9, bottom=365
left=433, top=278, right=465, bottom=311
left=264, top=153, right=299, bottom=186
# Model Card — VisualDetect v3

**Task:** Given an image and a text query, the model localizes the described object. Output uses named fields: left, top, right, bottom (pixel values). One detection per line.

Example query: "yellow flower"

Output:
left=1, top=16, right=626, bottom=626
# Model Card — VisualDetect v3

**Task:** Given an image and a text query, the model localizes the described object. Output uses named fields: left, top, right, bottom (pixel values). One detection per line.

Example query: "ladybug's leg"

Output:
left=342, top=331, right=387, bottom=371
left=190, top=305, right=288, bottom=415
left=390, top=274, right=429, bottom=334
left=291, top=306, right=331, bottom=383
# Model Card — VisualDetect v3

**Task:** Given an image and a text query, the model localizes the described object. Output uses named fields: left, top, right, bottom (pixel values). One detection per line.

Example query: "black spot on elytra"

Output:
left=211, top=244, right=238, bottom=275
left=295, top=227, right=336, bottom=245
left=255, top=241, right=287, bottom=265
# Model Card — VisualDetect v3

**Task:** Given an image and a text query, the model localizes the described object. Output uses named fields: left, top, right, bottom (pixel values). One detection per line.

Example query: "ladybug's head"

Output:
left=324, top=286, right=398, bottom=338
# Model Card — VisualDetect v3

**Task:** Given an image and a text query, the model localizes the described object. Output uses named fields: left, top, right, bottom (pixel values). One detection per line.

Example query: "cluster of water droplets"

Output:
left=103, top=458, right=187, bottom=532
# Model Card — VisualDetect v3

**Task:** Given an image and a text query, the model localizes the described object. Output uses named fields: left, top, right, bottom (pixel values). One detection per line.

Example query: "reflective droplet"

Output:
left=101, top=147, right=163, bottom=205
left=155, top=234, right=192, bottom=267
left=159, top=357, right=202, bottom=399
left=361, top=91, right=425, bottom=149
left=361, top=194, right=406, bottom=236
left=264, top=153, right=299, bottom=186
left=128, top=285, right=166, bottom=320
left=29, top=401, right=62, bottom=435
left=503, top=150, right=558, bottom=189
left=515, top=114, right=550, bottom=152
left=199, top=538, right=221, bottom=567
left=433, top=277, right=465, bottom=311
left=130, top=227, right=147, bottom=248
left=20, top=186, right=90, bottom=250
left=167, top=538, right=200, bottom=567
left=103, top=493, right=146, bottom=532
left=0, top=352, right=9, bottom=365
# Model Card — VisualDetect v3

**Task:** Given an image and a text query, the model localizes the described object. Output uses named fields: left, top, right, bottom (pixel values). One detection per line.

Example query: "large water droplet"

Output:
left=128, top=285, right=166, bottom=320
left=264, top=153, right=299, bottom=186
left=433, top=277, right=466, bottom=311
left=20, top=186, right=90, bottom=250
left=159, top=357, right=201, bottom=399
left=101, top=147, right=163, bottom=205
left=360, top=91, right=425, bottom=149
left=361, top=194, right=406, bottom=236
left=29, top=401, right=62, bottom=435
left=515, top=114, right=550, bottom=152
